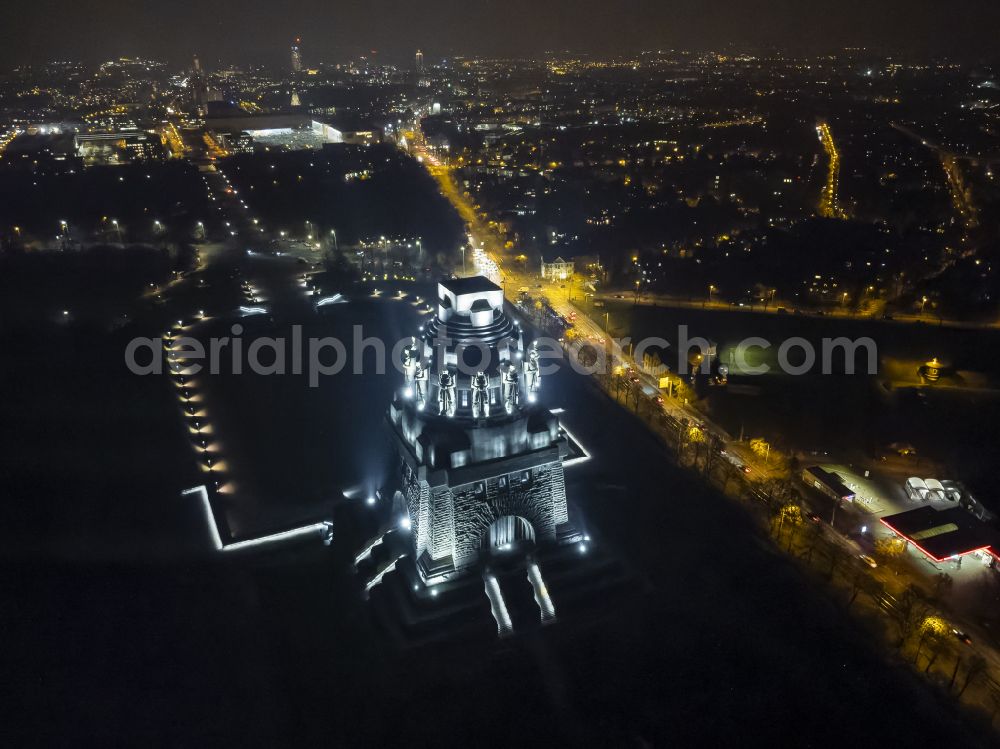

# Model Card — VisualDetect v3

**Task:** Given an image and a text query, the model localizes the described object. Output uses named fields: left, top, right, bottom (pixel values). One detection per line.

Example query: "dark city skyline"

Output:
left=2, top=0, right=1000, bottom=67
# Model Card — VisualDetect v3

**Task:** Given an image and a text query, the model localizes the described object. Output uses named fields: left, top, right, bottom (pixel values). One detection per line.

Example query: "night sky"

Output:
left=1, top=0, right=999, bottom=67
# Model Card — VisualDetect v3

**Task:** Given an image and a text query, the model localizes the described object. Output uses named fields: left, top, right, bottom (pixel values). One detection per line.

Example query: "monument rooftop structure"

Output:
left=385, top=276, right=582, bottom=587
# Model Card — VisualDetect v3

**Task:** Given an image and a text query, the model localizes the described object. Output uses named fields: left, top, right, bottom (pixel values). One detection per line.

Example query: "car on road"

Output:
left=727, top=458, right=750, bottom=474
left=952, top=628, right=972, bottom=645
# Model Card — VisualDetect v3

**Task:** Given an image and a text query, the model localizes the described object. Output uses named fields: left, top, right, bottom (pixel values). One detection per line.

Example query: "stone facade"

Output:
left=398, top=447, right=573, bottom=583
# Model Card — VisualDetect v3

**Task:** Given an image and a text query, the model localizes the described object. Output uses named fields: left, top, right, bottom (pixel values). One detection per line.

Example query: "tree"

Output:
left=825, top=540, right=845, bottom=579
left=891, top=586, right=932, bottom=647
left=932, top=572, right=954, bottom=601
left=958, top=655, right=989, bottom=697
left=721, top=465, right=741, bottom=495
left=988, top=687, right=1000, bottom=726
left=704, top=433, right=725, bottom=478
left=801, top=518, right=826, bottom=565
left=914, top=615, right=949, bottom=671
left=612, top=371, right=625, bottom=401
left=575, top=344, right=597, bottom=370
left=686, top=424, right=706, bottom=468
left=677, top=417, right=690, bottom=455
left=874, top=536, right=907, bottom=576
left=749, top=437, right=771, bottom=462
left=778, top=502, right=803, bottom=550
left=674, top=378, right=696, bottom=404
left=846, top=564, right=870, bottom=608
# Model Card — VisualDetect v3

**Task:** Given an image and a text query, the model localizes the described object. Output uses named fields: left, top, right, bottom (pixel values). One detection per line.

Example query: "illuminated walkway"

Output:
left=483, top=571, right=514, bottom=637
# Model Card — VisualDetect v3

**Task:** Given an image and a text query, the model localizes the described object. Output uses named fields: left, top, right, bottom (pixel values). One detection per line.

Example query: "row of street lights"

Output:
left=165, top=313, right=227, bottom=493
left=204, top=166, right=346, bottom=251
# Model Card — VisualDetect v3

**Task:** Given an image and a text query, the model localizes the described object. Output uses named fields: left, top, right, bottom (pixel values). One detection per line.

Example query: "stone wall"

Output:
left=403, top=464, right=431, bottom=558
left=428, top=486, right=456, bottom=562
left=450, top=460, right=566, bottom=570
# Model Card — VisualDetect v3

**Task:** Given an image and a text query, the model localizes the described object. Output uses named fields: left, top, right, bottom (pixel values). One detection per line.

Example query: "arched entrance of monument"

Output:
left=482, top=515, right=536, bottom=563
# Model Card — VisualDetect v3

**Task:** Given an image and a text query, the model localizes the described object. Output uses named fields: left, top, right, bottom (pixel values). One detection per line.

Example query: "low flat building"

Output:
left=312, top=117, right=382, bottom=146
left=880, top=505, right=1000, bottom=563
left=1, top=132, right=81, bottom=173
left=76, top=130, right=165, bottom=165
left=205, top=112, right=311, bottom=133
left=213, top=130, right=255, bottom=154
left=802, top=466, right=856, bottom=503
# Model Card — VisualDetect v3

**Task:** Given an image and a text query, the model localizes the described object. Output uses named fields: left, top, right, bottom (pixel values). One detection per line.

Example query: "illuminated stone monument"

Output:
left=386, top=276, right=582, bottom=586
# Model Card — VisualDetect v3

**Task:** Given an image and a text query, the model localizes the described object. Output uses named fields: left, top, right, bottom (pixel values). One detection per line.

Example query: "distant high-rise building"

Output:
left=191, top=54, right=207, bottom=114
left=415, top=49, right=424, bottom=72
left=291, top=38, right=302, bottom=73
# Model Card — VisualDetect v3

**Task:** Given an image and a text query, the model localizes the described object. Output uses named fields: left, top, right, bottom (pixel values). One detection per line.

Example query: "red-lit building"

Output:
left=880, top=506, right=1000, bottom=564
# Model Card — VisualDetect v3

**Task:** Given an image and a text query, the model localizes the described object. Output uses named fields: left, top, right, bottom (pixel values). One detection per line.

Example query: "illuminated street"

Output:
left=817, top=121, right=847, bottom=220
